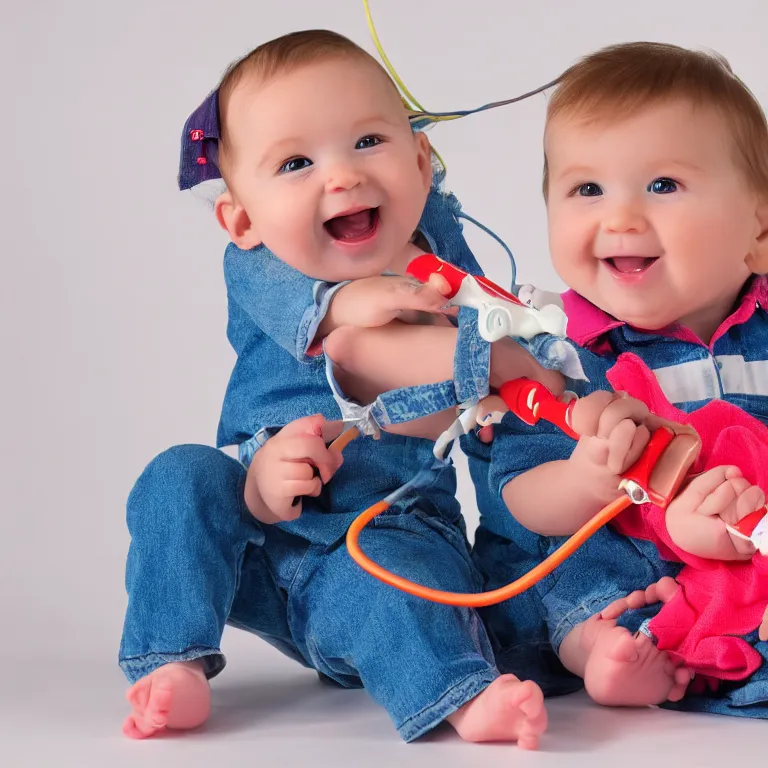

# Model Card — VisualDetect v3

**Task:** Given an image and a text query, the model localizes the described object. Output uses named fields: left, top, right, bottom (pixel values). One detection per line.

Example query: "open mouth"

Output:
left=324, top=207, right=380, bottom=244
left=605, top=256, right=659, bottom=275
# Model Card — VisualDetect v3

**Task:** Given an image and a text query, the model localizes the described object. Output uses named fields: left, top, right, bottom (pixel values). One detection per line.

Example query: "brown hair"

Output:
left=217, top=30, right=398, bottom=178
left=542, top=42, right=768, bottom=198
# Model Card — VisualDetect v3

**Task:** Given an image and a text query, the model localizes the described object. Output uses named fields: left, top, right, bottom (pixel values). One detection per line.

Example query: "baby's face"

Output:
left=545, top=99, right=763, bottom=340
left=222, top=56, right=432, bottom=282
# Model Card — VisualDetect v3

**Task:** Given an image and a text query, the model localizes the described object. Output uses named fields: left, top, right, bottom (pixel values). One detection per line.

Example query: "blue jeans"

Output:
left=119, top=444, right=501, bottom=742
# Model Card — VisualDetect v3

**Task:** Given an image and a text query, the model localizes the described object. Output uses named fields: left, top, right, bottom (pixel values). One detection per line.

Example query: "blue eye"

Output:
left=356, top=135, right=382, bottom=150
left=577, top=182, right=602, bottom=197
left=649, top=177, right=677, bottom=194
left=279, top=157, right=312, bottom=174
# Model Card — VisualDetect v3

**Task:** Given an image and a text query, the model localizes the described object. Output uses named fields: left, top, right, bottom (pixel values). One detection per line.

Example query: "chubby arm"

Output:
left=326, top=322, right=566, bottom=393
left=500, top=454, right=624, bottom=537
left=324, top=320, right=568, bottom=440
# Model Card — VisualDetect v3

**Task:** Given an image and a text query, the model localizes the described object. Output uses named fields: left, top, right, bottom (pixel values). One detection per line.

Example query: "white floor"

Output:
left=5, top=629, right=765, bottom=768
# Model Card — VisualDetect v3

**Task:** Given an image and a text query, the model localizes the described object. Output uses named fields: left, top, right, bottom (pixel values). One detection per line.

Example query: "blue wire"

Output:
left=456, top=211, right=517, bottom=285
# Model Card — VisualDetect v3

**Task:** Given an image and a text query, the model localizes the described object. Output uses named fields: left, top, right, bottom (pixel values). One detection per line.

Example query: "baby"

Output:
left=119, top=29, right=556, bottom=745
left=326, top=41, right=768, bottom=714
left=482, top=41, right=768, bottom=713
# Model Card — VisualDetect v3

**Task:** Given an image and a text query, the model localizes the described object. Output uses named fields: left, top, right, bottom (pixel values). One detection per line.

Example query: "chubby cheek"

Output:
left=549, top=216, right=594, bottom=288
left=261, top=213, right=318, bottom=270
left=272, top=221, right=313, bottom=255
left=282, top=198, right=320, bottom=241
left=668, top=213, right=746, bottom=284
left=391, top=176, right=428, bottom=231
left=670, top=209, right=722, bottom=250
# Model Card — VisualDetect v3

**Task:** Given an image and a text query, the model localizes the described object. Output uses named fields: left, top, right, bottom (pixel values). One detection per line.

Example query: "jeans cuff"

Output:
left=548, top=591, right=626, bottom=654
left=396, top=668, right=498, bottom=742
left=372, top=380, right=459, bottom=426
left=238, top=427, right=277, bottom=468
left=119, top=648, right=226, bottom=685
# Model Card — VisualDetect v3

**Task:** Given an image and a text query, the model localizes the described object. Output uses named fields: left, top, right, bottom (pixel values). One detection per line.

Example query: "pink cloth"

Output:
left=605, top=352, right=768, bottom=680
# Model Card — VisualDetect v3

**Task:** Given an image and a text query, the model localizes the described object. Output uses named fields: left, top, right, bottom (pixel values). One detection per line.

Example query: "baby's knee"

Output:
left=132, top=444, right=233, bottom=491
left=349, top=517, right=477, bottom=596
left=127, top=444, right=244, bottom=532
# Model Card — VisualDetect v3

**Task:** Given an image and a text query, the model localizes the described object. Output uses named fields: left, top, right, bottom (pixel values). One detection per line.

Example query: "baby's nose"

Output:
left=326, top=163, right=364, bottom=192
left=602, top=200, right=648, bottom=234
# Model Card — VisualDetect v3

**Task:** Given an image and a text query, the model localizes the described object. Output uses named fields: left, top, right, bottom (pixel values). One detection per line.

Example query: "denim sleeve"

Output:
left=453, top=307, right=491, bottom=404
left=488, top=413, right=579, bottom=500
left=223, top=243, right=347, bottom=362
left=237, top=426, right=277, bottom=468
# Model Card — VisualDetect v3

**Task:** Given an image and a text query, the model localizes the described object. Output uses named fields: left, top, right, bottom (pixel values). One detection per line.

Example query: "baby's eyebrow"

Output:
left=256, top=138, right=303, bottom=169
left=350, top=114, right=404, bottom=131
left=554, top=159, right=705, bottom=182
left=554, top=164, right=594, bottom=181
left=651, top=159, right=704, bottom=173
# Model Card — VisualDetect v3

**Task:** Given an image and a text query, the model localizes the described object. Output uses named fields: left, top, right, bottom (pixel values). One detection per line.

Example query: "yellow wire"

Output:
left=364, top=2, right=465, bottom=122
left=363, top=0, right=448, bottom=171
left=364, top=0, right=424, bottom=111
left=363, top=3, right=558, bottom=128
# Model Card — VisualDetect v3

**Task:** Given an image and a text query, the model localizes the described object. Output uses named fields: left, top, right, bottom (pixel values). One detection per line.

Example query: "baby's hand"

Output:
left=665, top=465, right=764, bottom=560
left=319, top=274, right=451, bottom=336
left=569, top=390, right=652, bottom=478
left=244, top=415, right=343, bottom=524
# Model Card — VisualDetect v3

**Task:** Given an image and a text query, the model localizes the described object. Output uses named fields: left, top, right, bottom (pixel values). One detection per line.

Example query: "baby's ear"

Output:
left=746, top=200, right=768, bottom=274
left=414, top=131, right=433, bottom=191
left=214, top=191, right=262, bottom=249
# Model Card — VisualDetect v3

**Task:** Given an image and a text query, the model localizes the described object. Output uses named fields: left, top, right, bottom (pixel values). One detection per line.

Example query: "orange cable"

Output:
left=332, top=419, right=635, bottom=606
left=346, top=495, right=634, bottom=607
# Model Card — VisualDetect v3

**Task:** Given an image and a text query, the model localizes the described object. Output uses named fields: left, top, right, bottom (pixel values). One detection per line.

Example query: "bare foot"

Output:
left=559, top=576, right=690, bottom=707
left=446, top=675, right=547, bottom=749
left=582, top=620, right=690, bottom=706
left=122, top=661, right=211, bottom=739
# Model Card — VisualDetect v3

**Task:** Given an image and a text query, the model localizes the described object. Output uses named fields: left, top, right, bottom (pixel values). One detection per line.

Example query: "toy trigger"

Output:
left=499, top=378, right=579, bottom=440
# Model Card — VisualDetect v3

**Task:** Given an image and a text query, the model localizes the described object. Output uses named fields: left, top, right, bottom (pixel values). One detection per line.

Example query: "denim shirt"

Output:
left=486, top=275, right=768, bottom=545
left=215, top=181, right=493, bottom=543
